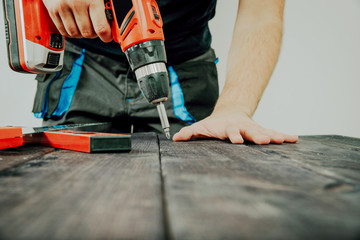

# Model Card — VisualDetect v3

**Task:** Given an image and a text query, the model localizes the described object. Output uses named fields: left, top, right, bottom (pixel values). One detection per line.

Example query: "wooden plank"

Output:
left=0, top=144, right=55, bottom=171
left=160, top=135, right=360, bottom=240
left=253, top=136, right=360, bottom=182
left=0, top=133, right=165, bottom=240
left=303, top=135, right=360, bottom=148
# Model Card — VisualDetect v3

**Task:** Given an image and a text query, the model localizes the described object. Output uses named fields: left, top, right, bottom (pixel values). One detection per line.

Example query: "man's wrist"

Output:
left=212, top=101, right=253, bottom=118
left=212, top=87, right=257, bottom=118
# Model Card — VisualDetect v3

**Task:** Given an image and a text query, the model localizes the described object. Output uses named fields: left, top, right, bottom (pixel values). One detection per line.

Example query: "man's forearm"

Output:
left=213, top=0, right=285, bottom=117
left=173, top=0, right=297, bottom=144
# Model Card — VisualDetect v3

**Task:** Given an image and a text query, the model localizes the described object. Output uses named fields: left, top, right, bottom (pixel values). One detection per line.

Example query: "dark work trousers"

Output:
left=32, top=42, right=219, bottom=135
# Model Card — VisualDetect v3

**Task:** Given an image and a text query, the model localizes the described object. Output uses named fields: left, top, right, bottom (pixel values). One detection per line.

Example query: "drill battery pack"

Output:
left=2, top=0, right=65, bottom=73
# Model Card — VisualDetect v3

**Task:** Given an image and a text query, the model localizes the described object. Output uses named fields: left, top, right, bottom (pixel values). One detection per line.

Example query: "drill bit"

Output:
left=156, top=102, right=170, bottom=139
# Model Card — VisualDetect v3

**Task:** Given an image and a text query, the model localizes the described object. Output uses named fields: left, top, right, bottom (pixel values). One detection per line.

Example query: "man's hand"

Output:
left=42, top=0, right=112, bottom=42
left=173, top=0, right=297, bottom=145
left=173, top=112, right=298, bottom=144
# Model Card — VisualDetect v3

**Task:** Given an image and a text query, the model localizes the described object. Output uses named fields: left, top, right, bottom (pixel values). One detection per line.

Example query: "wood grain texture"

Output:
left=0, top=144, right=55, bottom=171
left=0, top=134, right=359, bottom=240
left=0, top=133, right=164, bottom=240
left=160, top=135, right=360, bottom=240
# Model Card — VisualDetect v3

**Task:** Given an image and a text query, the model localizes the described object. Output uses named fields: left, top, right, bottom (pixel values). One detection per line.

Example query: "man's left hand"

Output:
left=173, top=112, right=298, bottom=144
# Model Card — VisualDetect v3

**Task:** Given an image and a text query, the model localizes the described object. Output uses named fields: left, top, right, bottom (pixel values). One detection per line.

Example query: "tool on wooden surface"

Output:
left=2, top=0, right=171, bottom=139
left=23, top=130, right=131, bottom=153
left=0, top=122, right=100, bottom=149
left=0, top=123, right=131, bottom=152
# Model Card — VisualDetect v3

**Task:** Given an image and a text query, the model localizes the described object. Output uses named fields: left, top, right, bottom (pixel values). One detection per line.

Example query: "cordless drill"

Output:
left=106, top=0, right=170, bottom=138
left=2, top=0, right=171, bottom=138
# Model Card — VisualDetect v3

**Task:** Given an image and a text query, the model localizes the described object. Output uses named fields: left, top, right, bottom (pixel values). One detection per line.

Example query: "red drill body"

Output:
left=2, top=0, right=171, bottom=138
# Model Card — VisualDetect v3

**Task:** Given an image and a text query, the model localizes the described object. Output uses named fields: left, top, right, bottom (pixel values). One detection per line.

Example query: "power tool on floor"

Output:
left=2, top=0, right=170, bottom=138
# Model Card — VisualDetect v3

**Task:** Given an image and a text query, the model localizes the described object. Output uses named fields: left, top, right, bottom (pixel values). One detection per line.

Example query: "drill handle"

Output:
left=105, top=0, right=165, bottom=52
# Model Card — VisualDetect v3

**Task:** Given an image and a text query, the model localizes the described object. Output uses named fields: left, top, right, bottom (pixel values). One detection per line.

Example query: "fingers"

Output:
left=241, top=128, right=271, bottom=145
left=262, top=129, right=298, bottom=144
left=58, top=5, right=81, bottom=38
left=283, top=134, right=298, bottom=143
left=43, top=0, right=112, bottom=41
left=49, top=12, right=69, bottom=37
left=173, top=120, right=298, bottom=145
left=263, top=129, right=285, bottom=144
left=226, top=126, right=244, bottom=144
left=89, top=2, right=112, bottom=42
left=71, top=2, right=97, bottom=38
left=173, top=126, right=193, bottom=141
left=173, top=122, right=216, bottom=141
left=241, top=128, right=299, bottom=144
left=45, top=1, right=70, bottom=37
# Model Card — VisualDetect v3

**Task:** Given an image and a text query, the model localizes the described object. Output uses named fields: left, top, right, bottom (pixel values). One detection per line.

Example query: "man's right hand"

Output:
left=42, top=0, right=113, bottom=42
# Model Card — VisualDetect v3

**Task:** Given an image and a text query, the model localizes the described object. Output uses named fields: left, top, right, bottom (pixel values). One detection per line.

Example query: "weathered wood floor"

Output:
left=0, top=134, right=359, bottom=239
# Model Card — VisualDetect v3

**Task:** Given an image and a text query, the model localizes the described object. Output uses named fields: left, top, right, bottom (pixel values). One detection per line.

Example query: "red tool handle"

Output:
left=19, top=0, right=62, bottom=51
left=106, top=0, right=164, bottom=52
left=0, top=127, right=23, bottom=150
left=5, top=0, right=65, bottom=72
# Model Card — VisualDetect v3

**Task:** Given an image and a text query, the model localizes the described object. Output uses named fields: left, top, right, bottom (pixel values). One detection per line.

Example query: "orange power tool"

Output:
left=106, top=0, right=170, bottom=138
left=2, top=0, right=171, bottom=138
left=0, top=123, right=131, bottom=152
left=2, top=0, right=64, bottom=73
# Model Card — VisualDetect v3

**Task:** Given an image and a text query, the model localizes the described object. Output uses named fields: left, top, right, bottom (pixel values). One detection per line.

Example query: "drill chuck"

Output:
left=125, top=39, right=169, bottom=104
left=135, top=62, right=168, bottom=104
left=125, top=39, right=171, bottom=138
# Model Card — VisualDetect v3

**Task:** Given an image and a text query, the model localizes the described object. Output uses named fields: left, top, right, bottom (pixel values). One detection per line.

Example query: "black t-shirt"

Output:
left=67, top=0, right=217, bottom=65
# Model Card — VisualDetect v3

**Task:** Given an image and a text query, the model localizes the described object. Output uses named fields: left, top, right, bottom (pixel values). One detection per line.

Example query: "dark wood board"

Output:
left=1, top=134, right=359, bottom=240
left=253, top=135, right=360, bottom=182
left=160, top=135, right=360, bottom=240
left=0, top=144, right=55, bottom=171
left=0, top=133, right=165, bottom=240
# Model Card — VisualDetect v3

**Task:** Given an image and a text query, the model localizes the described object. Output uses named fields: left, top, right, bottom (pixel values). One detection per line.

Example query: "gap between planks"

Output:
left=157, top=134, right=174, bottom=240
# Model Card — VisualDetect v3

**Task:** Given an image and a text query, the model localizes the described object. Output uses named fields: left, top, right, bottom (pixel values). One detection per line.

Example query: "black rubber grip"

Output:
left=2, top=0, right=24, bottom=72
left=138, top=71, right=169, bottom=103
left=120, top=10, right=135, bottom=36
left=125, top=40, right=167, bottom=71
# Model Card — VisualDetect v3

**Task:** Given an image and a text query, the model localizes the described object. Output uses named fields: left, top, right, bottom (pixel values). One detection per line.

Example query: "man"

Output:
left=35, top=0, right=298, bottom=144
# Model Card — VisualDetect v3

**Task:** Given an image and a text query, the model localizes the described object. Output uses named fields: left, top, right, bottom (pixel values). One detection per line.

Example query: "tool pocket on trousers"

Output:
left=32, top=71, right=62, bottom=118
left=32, top=49, right=85, bottom=119
left=171, top=60, right=219, bottom=122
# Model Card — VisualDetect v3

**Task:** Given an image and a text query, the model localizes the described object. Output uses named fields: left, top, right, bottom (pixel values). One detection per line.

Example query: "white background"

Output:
left=0, top=0, right=359, bottom=138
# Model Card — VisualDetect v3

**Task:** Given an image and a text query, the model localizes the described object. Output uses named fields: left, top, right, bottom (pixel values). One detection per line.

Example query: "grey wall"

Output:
left=0, top=0, right=359, bottom=137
